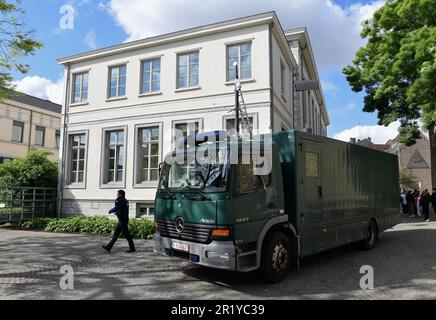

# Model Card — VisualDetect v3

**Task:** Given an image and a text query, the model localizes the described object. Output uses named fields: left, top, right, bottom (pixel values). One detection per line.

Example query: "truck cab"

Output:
left=153, top=131, right=291, bottom=282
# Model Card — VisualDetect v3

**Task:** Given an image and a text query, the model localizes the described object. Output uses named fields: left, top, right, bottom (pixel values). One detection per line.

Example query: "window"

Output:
left=141, top=59, right=160, bottom=94
left=136, top=204, right=155, bottom=218
left=108, top=65, right=126, bottom=98
left=104, top=130, right=125, bottom=183
left=12, top=120, right=24, bottom=143
left=239, top=156, right=271, bottom=193
left=227, top=42, right=252, bottom=81
left=225, top=116, right=254, bottom=137
left=177, top=51, right=199, bottom=88
left=35, top=126, right=45, bottom=146
left=305, top=152, right=319, bottom=178
left=280, top=60, right=286, bottom=96
left=137, top=126, right=160, bottom=183
left=68, top=134, right=86, bottom=184
left=72, top=72, right=88, bottom=103
left=55, top=130, right=61, bottom=149
left=173, top=121, right=199, bottom=144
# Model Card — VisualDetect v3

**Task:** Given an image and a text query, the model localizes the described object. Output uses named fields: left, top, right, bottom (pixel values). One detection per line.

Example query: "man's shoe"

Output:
left=425, top=219, right=430, bottom=222
left=126, top=249, right=136, bottom=253
left=102, top=245, right=111, bottom=253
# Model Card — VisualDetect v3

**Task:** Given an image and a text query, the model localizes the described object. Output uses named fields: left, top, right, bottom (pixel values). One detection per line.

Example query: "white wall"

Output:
left=61, top=24, right=273, bottom=213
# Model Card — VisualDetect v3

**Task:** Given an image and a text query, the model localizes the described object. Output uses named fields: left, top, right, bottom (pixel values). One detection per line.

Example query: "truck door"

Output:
left=299, top=140, right=323, bottom=227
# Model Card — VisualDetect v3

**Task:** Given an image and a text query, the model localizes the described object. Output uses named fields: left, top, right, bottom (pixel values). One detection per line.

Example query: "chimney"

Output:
left=349, top=138, right=356, bottom=144
left=367, top=137, right=371, bottom=142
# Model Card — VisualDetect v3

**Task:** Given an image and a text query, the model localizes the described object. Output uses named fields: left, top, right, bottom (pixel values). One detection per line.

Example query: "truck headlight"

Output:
left=206, top=251, right=230, bottom=262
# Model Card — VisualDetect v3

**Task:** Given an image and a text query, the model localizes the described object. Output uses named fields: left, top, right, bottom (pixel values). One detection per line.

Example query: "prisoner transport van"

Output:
left=153, top=130, right=400, bottom=283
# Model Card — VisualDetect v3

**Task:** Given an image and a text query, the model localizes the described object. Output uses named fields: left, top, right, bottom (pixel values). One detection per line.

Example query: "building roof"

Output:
left=351, top=137, right=390, bottom=152
left=4, top=92, right=61, bottom=114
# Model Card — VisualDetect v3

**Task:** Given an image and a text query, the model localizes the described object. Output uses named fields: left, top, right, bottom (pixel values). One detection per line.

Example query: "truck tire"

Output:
left=261, top=231, right=290, bottom=283
left=360, top=219, right=378, bottom=250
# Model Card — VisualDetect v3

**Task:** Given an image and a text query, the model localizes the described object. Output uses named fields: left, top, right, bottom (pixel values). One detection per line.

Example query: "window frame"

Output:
left=171, top=118, right=202, bottom=147
left=72, top=71, right=89, bottom=104
left=34, top=125, right=45, bottom=146
left=100, top=126, right=127, bottom=188
left=176, top=51, right=200, bottom=89
left=65, top=130, right=88, bottom=189
left=223, top=113, right=258, bottom=136
left=280, top=59, right=286, bottom=97
left=11, top=120, right=24, bottom=143
left=55, top=130, right=61, bottom=149
left=107, top=64, right=127, bottom=99
left=140, top=58, right=161, bottom=94
left=226, top=41, right=252, bottom=82
left=136, top=202, right=155, bottom=218
left=133, top=122, right=163, bottom=188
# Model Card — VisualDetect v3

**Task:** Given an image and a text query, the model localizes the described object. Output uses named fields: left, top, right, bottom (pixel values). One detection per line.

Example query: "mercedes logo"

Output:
left=175, top=216, right=184, bottom=233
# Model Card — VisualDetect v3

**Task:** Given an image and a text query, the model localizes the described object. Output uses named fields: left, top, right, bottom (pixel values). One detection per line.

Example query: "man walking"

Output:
left=102, top=190, right=136, bottom=253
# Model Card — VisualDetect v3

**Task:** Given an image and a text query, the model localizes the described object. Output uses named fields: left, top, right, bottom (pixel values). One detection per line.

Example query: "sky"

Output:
left=10, top=0, right=405, bottom=144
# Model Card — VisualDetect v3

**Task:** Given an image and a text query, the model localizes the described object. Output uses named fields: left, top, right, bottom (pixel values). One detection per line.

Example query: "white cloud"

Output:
left=13, top=76, right=64, bottom=105
left=333, top=121, right=401, bottom=144
left=84, top=31, right=97, bottom=49
left=107, top=0, right=384, bottom=69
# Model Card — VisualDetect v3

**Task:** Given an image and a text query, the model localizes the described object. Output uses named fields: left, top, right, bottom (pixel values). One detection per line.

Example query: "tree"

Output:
left=343, top=0, right=436, bottom=187
left=399, top=169, right=418, bottom=190
left=0, top=148, right=58, bottom=188
left=0, top=0, right=43, bottom=97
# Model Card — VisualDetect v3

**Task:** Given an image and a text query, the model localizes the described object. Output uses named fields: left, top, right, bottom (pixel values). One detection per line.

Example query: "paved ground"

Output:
left=0, top=216, right=436, bottom=300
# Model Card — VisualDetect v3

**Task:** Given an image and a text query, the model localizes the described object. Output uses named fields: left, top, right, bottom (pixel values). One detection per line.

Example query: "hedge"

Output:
left=9, top=216, right=155, bottom=240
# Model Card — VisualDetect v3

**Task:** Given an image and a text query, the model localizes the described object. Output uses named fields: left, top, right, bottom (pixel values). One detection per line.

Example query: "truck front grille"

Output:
left=157, top=220, right=213, bottom=244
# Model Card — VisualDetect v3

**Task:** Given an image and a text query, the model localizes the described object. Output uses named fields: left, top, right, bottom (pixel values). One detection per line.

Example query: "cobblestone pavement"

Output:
left=0, top=216, right=435, bottom=300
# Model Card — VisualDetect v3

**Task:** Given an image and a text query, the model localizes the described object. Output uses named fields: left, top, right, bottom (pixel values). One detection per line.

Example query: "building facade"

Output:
left=57, top=12, right=330, bottom=218
left=0, top=93, right=61, bottom=163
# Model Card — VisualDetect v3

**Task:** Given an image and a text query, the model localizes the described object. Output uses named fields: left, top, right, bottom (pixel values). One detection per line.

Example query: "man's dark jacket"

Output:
left=109, top=196, right=129, bottom=220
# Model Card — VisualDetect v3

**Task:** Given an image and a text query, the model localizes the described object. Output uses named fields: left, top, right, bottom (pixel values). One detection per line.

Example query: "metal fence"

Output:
left=0, top=187, right=57, bottom=223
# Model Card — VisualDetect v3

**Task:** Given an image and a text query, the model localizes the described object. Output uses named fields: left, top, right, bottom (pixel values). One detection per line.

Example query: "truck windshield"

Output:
left=159, top=148, right=229, bottom=193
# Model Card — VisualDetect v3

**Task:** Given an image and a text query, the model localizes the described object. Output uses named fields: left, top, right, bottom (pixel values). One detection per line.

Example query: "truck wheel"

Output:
left=361, top=219, right=378, bottom=250
left=261, top=232, right=290, bottom=283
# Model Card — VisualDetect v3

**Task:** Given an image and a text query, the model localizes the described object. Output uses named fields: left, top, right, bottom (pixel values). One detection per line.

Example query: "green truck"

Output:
left=153, top=130, right=400, bottom=283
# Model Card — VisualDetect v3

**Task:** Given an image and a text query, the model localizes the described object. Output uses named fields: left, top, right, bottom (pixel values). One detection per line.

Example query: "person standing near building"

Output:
left=406, top=190, right=416, bottom=217
left=400, top=190, right=408, bottom=215
left=416, top=191, right=422, bottom=217
left=420, top=189, right=431, bottom=222
left=431, top=188, right=436, bottom=216
left=102, top=190, right=136, bottom=253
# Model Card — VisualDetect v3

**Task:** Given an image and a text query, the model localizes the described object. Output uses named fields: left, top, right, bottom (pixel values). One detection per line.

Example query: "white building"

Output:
left=57, top=12, right=330, bottom=218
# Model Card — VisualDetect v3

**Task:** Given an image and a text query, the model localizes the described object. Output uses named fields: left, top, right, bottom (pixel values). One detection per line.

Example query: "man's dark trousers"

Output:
left=107, top=216, right=135, bottom=251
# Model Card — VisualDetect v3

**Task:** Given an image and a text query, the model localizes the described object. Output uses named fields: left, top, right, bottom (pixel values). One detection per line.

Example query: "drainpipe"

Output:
left=28, top=110, right=33, bottom=151
left=57, top=63, right=71, bottom=218
left=268, top=23, right=274, bottom=133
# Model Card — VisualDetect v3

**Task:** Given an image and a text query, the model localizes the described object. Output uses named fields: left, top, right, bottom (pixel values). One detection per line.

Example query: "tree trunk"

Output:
left=429, top=123, right=436, bottom=189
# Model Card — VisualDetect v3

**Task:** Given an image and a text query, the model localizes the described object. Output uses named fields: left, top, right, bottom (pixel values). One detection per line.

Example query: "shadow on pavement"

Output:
left=0, top=223, right=436, bottom=299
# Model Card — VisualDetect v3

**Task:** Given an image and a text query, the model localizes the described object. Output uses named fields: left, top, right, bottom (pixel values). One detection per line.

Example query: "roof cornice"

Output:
left=58, top=12, right=276, bottom=65
left=1, top=98, right=61, bottom=117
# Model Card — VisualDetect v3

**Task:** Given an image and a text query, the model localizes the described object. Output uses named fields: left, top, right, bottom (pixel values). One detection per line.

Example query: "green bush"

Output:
left=13, top=216, right=155, bottom=239
left=0, top=148, right=58, bottom=189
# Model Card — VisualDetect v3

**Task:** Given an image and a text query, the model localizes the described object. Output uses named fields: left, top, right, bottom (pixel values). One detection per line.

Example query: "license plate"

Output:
left=172, top=242, right=189, bottom=252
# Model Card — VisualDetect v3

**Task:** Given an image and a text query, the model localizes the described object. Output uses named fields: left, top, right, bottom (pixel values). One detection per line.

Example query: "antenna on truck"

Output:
left=231, top=62, right=252, bottom=137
